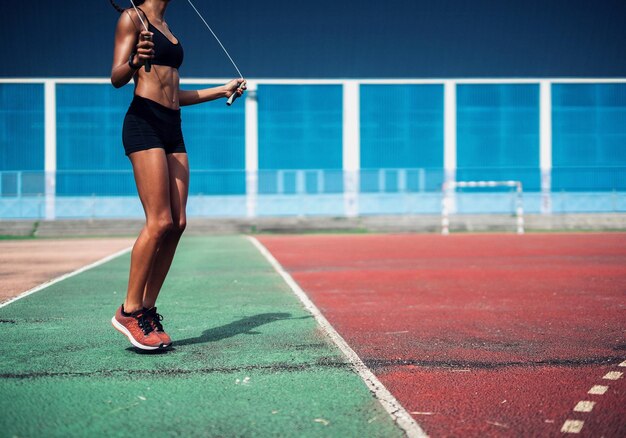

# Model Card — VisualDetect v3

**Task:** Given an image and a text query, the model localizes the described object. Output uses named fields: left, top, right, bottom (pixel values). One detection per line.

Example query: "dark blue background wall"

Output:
left=1, top=0, right=625, bottom=78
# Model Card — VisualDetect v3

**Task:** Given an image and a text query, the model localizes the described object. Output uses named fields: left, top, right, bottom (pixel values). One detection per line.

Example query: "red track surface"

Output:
left=258, top=233, right=626, bottom=437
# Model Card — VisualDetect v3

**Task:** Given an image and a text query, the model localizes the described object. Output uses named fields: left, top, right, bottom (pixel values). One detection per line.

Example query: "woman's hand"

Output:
left=224, top=78, right=247, bottom=98
left=131, top=31, right=155, bottom=67
left=179, top=80, right=247, bottom=107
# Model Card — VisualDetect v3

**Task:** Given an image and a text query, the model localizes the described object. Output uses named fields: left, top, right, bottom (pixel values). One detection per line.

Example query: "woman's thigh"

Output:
left=166, top=153, right=189, bottom=226
left=129, top=149, right=172, bottom=220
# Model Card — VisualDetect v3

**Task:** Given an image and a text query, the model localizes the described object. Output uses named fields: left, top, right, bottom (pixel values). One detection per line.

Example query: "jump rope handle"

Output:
left=226, top=81, right=246, bottom=106
left=142, top=33, right=152, bottom=72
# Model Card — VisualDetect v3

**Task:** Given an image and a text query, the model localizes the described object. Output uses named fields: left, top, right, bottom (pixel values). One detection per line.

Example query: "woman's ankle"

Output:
left=123, top=302, right=143, bottom=314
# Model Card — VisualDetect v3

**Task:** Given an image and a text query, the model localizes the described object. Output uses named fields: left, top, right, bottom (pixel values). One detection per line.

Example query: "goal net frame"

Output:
left=441, top=180, right=524, bottom=235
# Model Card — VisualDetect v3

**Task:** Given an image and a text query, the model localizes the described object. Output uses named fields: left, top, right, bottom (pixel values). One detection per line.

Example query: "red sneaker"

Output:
left=144, top=307, right=172, bottom=347
left=111, top=305, right=164, bottom=350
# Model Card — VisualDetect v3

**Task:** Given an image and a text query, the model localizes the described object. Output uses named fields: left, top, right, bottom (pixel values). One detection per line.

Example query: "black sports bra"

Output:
left=138, top=8, right=184, bottom=69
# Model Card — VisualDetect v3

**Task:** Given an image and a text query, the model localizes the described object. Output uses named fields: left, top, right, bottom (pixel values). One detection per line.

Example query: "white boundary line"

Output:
left=247, top=236, right=428, bottom=438
left=0, top=246, right=132, bottom=309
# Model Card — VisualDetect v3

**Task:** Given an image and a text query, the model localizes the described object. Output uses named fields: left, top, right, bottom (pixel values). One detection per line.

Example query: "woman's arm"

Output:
left=110, top=11, right=154, bottom=88
left=179, top=79, right=246, bottom=107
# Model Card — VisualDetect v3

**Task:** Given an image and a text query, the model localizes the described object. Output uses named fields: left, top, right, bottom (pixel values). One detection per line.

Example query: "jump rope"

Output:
left=128, top=0, right=246, bottom=106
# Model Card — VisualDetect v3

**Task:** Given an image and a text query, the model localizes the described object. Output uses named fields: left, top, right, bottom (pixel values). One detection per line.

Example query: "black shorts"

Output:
left=122, top=95, right=187, bottom=156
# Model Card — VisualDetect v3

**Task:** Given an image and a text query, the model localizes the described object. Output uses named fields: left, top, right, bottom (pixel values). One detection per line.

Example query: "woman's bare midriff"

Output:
left=134, top=64, right=180, bottom=109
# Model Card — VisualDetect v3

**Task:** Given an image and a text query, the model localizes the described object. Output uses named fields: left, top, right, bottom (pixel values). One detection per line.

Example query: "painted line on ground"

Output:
left=573, top=401, right=595, bottom=413
left=561, top=420, right=584, bottom=434
left=0, top=246, right=133, bottom=309
left=602, top=371, right=623, bottom=380
left=588, top=385, right=608, bottom=395
left=247, top=236, right=428, bottom=438
left=561, top=359, right=625, bottom=434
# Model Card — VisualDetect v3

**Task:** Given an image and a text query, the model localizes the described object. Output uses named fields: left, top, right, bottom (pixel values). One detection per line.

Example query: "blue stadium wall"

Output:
left=2, top=81, right=626, bottom=195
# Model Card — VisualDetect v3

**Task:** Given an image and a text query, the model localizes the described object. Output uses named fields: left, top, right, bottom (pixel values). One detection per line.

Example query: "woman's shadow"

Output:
left=127, top=312, right=310, bottom=353
left=174, top=312, right=296, bottom=347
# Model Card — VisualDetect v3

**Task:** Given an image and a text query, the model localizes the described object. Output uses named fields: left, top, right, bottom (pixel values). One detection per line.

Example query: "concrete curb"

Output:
left=1, top=214, right=625, bottom=237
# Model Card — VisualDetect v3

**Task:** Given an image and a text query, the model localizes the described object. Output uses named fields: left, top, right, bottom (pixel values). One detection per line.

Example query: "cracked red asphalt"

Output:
left=258, top=233, right=626, bottom=437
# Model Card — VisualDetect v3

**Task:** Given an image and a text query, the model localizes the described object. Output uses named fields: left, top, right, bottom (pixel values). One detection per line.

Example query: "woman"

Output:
left=109, top=0, right=245, bottom=351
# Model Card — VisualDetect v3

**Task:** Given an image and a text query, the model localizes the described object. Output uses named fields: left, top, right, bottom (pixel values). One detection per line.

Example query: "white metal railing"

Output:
left=1, top=168, right=625, bottom=220
left=2, top=78, right=626, bottom=220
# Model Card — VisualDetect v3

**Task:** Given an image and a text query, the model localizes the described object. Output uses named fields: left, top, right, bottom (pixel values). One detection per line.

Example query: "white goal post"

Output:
left=441, top=180, right=524, bottom=235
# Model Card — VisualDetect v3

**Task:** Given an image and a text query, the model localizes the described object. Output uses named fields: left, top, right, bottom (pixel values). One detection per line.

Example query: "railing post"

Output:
left=91, top=193, right=96, bottom=221
left=17, top=171, right=22, bottom=198
left=378, top=169, right=385, bottom=193
left=441, top=181, right=451, bottom=235
left=245, top=81, right=258, bottom=218
left=277, top=170, right=284, bottom=194
left=343, top=80, right=360, bottom=217
left=398, top=169, right=407, bottom=193
left=44, top=80, right=57, bottom=220
left=317, top=170, right=324, bottom=194
left=444, top=81, right=457, bottom=214
left=540, top=80, right=552, bottom=214
left=516, top=182, right=525, bottom=235
left=296, top=170, right=305, bottom=194
left=418, top=168, right=426, bottom=193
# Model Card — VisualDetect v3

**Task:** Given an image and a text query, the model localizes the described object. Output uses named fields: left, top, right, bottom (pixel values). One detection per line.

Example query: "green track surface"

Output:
left=0, top=236, right=402, bottom=437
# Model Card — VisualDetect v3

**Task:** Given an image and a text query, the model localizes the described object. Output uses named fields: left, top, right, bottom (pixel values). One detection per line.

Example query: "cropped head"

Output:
left=109, top=0, right=147, bottom=13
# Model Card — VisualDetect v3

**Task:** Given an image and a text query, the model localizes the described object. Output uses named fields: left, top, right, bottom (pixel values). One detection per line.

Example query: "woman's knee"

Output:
left=146, top=217, right=174, bottom=240
left=173, top=218, right=187, bottom=235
